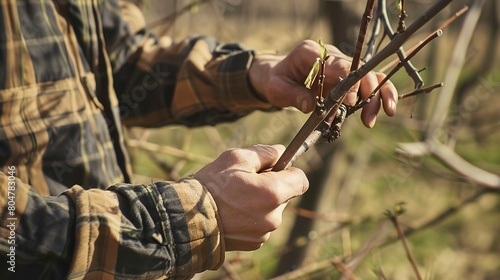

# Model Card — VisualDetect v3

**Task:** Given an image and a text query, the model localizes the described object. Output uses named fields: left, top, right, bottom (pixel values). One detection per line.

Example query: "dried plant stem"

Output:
left=332, top=258, right=357, bottom=280
left=373, top=267, right=388, bottom=280
left=398, top=83, right=443, bottom=100
left=332, top=190, right=488, bottom=279
left=337, top=189, right=489, bottom=280
left=381, top=189, right=489, bottom=248
left=127, top=139, right=212, bottom=163
left=427, top=0, right=485, bottom=139
left=221, top=262, right=241, bottom=280
left=352, top=0, right=376, bottom=71
left=387, top=213, right=422, bottom=280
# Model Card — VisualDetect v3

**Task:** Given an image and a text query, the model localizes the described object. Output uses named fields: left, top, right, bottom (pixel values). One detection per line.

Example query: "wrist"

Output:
left=248, top=54, right=283, bottom=102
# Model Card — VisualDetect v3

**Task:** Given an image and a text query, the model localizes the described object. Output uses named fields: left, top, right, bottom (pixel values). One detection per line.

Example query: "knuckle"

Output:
left=264, top=216, right=281, bottom=232
left=247, top=242, right=264, bottom=251
left=221, top=148, right=246, bottom=164
left=256, top=232, right=272, bottom=245
left=267, top=193, right=282, bottom=208
left=299, top=39, right=317, bottom=50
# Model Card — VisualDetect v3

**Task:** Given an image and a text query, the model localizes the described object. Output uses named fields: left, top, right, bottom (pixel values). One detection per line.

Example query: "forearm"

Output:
left=104, top=1, right=276, bottom=128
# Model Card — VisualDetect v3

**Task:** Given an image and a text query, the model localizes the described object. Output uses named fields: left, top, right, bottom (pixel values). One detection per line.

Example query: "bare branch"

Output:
left=349, top=29, right=443, bottom=115
left=127, top=139, right=213, bottom=164
left=426, top=0, right=486, bottom=140
left=377, top=0, right=423, bottom=90
left=332, top=257, right=357, bottom=280
left=386, top=205, right=423, bottom=280
left=221, top=262, right=241, bottom=280
left=273, top=0, right=455, bottom=171
left=351, top=0, right=376, bottom=71
left=396, top=141, right=500, bottom=189
left=398, top=82, right=443, bottom=100
left=439, top=5, right=470, bottom=30
left=379, top=5, right=469, bottom=73
left=342, top=189, right=490, bottom=278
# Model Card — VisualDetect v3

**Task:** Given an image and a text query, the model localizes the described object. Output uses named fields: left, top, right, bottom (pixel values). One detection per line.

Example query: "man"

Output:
left=0, top=0, right=397, bottom=279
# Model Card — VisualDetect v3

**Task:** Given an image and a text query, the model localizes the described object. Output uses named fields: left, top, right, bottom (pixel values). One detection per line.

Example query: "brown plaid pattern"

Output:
left=0, top=0, right=271, bottom=278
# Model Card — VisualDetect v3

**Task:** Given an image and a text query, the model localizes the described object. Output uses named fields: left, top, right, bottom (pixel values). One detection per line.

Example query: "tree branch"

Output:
left=426, top=0, right=486, bottom=140
left=396, top=141, right=500, bottom=189
left=379, top=5, right=469, bottom=73
left=273, top=0, right=455, bottom=171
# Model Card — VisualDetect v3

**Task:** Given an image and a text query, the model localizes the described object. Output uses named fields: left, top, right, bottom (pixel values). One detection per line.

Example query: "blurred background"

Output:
left=125, top=0, right=500, bottom=279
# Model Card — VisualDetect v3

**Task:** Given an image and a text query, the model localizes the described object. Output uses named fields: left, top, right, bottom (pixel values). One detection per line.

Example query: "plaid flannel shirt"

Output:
left=0, top=0, right=274, bottom=279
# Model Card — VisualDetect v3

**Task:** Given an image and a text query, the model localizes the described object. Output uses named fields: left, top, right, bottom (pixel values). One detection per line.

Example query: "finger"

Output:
left=361, top=91, right=381, bottom=128
left=225, top=232, right=271, bottom=251
left=323, top=56, right=358, bottom=106
left=262, top=167, right=309, bottom=204
left=268, top=78, right=315, bottom=113
left=376, top=72, right=398, bottom=116
left=243, top=144, right=285, bottom=172
left=359, top=71, right=379, bottom=100
left=343, top=82, right=360, bottom=106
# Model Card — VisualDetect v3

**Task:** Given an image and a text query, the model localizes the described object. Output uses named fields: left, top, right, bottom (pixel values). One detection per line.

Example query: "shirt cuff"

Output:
left=162, top=177, right=225, bottom=278
left=216, top=50, right=276, bottom=112
left=63, top=179, right=224, bottom=279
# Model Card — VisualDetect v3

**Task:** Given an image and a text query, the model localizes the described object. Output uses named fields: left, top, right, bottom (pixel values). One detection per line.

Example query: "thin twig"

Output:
left=273, top=0, right=454, bottom=171
left=336, top=189, right=490, bottom=280
left=351, top=0, right=376, bottom=71
left=127, top=139, right=213, bottom=164
left=331, top=258, right=357, bottom=280
left=364, top=14, right=382, bottom=61
left=221, top=262, right=241, bottom=280
left=426, top=0, right=484, bottom=138
left=397, top=141, right=500, bottom=189
left=373, top=267, right=388, bottom=280
left=383, top=189, right=490, bottom=247
left=386, top=207, right=423, bottom=280
left=349, top=29, right=443, bottom=115
left=320, top=0, right=376, bottom=141
left=290, top=206, right=350, bottom=222
left=398, top=82, right=443, bottom=100
left=379, top=5, right=469, bottom=73
left=376, top=0, right=423, bottom=90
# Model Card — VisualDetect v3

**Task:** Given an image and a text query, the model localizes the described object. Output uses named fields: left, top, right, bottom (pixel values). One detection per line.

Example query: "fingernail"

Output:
left=368, top=114, right=377, bottom=128
left=389, top=99, right=397, bottom=115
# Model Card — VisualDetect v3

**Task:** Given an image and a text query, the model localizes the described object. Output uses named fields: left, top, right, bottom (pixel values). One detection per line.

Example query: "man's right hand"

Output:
left=194, top=144, right=309, bottom=251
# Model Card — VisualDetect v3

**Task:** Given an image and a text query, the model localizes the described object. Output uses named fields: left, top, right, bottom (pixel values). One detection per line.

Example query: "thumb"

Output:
left=262, top=167, right=309, bottom=204
left=244, top=144, right=286, bottom=172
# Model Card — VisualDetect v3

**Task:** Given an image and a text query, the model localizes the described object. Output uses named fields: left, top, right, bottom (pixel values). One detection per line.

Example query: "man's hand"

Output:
left=194, top=144, right=308, bottom=251
left=249, top=40, right=399, bottom=128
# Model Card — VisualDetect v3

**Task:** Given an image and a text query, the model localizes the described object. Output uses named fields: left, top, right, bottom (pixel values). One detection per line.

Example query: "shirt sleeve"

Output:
left=99, top=1, right=276, bottom=128
left=0, top=172, right=224, bottom=279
